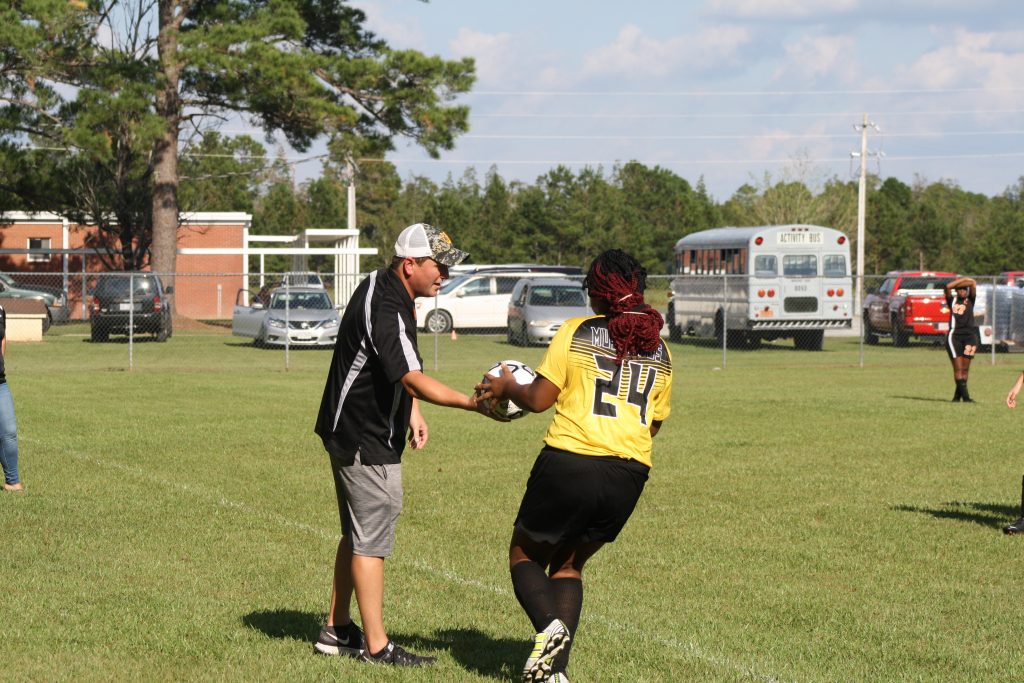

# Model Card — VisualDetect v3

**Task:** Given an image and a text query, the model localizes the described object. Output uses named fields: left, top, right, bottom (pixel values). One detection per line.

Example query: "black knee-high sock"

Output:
left=549, top=577, right=583, bottom=673
left=957, top=378, right=971, bottom=401
left=511, top=562, right=556, bottom=631
left=952, top=380, right=963, bottom=401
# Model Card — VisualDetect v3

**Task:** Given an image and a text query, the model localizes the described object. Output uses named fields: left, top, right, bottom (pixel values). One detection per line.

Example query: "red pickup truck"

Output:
left=863, top=271, right=957, bottom=346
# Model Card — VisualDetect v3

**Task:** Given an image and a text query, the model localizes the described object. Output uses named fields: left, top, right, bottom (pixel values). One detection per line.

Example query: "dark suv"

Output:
left=90, top=273, right=173, bottom=342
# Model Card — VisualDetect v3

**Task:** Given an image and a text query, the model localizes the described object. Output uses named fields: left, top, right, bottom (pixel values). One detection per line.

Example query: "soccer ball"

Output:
left=484, top=360, right=536, bottom=420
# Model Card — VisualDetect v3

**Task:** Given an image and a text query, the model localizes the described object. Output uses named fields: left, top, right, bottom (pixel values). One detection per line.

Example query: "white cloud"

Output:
left=449, top=28, right=515, bottom=86
left=581, top=23, right=752, bottom=79
left=772, top=34, right=859, bottom=84
left=353, top=1, right=427, bottom=50
left=892, top=28, right=1024, bottom=94
left=704, top=0, right=858, bottom=20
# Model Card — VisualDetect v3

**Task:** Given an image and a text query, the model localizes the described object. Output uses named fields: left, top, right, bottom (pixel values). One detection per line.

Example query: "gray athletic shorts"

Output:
left=329, top=450, right=403, bottom=557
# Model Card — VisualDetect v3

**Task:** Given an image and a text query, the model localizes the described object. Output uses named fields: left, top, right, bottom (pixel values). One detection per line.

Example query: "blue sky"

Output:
left=313, top=0, right=1024, bottom=201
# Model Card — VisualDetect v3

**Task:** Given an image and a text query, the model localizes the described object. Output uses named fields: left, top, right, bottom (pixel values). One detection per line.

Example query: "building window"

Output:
left=28, top=237, right=51, bottom=263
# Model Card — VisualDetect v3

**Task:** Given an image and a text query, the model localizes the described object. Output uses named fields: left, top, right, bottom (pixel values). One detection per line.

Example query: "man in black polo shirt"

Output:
left=313, top=223, right=496, bottom=667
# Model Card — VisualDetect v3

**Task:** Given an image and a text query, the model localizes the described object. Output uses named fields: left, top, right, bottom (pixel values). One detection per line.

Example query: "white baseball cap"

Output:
left=393, top=223, right=469, bottom=267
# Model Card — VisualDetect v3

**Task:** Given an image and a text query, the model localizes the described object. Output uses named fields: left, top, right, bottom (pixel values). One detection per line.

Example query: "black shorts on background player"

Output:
left=946, top=328, right=980, bottom=361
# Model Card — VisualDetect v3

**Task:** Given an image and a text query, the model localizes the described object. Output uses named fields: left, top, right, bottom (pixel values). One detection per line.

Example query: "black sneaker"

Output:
left=313, top=621, right=364, bottom=657
left=1004, top=516, right=1024, bottom=535
left=359, top=640, right=436, bottom=667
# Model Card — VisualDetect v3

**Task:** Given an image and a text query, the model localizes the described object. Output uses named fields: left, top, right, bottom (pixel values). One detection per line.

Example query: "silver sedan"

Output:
left=233, top=287, right=341, bottom=347
left=507, top=278, right=593, bottom=345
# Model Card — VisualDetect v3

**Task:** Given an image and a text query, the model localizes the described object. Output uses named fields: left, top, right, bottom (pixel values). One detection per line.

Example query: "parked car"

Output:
left=862, top=271, right=957, bottom=346
left=507, top=278, right=593, bottom=345
left=0, top=276, right=69, bottom=332
left=89, top=273, right=173, bottom=342
left=415, top=265, right=583, bottom=334
left=232, top=286, right=340, bottom=347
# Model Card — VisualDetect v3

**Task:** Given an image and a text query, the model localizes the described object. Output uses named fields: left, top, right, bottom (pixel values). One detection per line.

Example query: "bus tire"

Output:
left=795, top=329, right=824, bottom=351
left=667, top=303, right=682, bottom=342
left=714, top=310, right=725, bottom=347
left=743, top=332, right=762, bottom=350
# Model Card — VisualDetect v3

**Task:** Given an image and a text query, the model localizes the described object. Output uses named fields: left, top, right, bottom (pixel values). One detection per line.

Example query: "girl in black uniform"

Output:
left=944, top=276, right=979, bottom=402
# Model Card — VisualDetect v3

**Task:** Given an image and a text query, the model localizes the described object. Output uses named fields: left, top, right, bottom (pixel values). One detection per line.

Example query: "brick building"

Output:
left=0, top=212, right=376, bottom=320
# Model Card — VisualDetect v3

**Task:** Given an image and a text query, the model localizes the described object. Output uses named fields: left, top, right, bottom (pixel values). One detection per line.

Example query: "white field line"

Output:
left=63, top=448, right=788, bottom=683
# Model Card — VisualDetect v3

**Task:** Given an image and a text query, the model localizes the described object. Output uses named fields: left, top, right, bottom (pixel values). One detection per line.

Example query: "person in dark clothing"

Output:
left=943, top=276, right=979, bottom=402
left=313, top=223, right=499, bottom=667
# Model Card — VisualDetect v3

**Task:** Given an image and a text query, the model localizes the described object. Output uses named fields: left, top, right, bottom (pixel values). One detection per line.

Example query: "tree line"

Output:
left=174, top=132, right=1024, bottom=278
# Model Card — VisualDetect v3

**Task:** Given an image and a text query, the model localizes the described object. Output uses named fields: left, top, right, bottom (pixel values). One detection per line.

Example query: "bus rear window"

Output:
left=754, top=255, right=777, bottom=276
left=823, top=255, right=847, bottom=277
left=783, top=255, right=817, bottom=277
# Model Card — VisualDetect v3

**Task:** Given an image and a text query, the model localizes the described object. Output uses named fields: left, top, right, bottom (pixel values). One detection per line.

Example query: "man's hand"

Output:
left=472, top=381, right=511, bottom=422
left=408, top=404, right=429, bottom=449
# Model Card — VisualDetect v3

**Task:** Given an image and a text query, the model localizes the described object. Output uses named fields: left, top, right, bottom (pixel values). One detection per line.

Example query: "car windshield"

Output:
left=439, top=275, right=470, bottom=295
left=271, top=291, right=332, bottom=310
left=528, top=286, right=586, bottom=307
left=899, top=277, right=954, bottom=290
left=95, top=276, right=156, bottom=296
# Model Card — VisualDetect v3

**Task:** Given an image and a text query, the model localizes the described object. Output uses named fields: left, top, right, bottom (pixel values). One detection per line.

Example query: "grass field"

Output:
left=4, top=327, right=1024, bottom=681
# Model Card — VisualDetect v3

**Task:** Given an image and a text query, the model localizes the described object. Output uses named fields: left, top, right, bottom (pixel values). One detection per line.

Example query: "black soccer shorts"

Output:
left=514, top=446, right=650, bottom=545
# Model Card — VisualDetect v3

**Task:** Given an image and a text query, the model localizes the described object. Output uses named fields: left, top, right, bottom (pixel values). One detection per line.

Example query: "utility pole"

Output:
left=342, top=157, right=357, bottom=306
left=851, top=114, right=881, bottom=333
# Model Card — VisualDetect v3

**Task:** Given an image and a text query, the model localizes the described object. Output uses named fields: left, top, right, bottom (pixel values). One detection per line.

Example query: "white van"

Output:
left=415, top=266, right=582, bottom=333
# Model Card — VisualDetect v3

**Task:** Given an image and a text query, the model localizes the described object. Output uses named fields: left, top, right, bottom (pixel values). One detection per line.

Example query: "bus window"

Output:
left=783, top=255, right=817, bottom=277
left=754, top=255, right=777, bottom=277
left=823, top=255, right=847, bottom=277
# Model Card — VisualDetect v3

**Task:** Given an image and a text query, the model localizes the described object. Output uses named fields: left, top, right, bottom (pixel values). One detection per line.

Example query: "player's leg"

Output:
left=316, top=452, right=364, bottom=656
left=946, top=334, right=962, bottom=401
left=1005, top=475, right=1024, bottom=535
left=545, top=541, right=604, bottom=678
left=510, top=532, right=571, bottom=682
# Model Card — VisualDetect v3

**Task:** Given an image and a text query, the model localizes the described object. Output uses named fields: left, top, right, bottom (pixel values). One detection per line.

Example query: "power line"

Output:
left=468, top=87, right=1024, bottom=97
left=373, top=151, right=1024, bottom=166
left=473, top=109, right=1024, bottom=119
left=459, top=130, right=1024, bottom=142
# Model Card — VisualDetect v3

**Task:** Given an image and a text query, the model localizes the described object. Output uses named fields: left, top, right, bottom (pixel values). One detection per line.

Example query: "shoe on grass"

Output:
left=359, top=640, right=436, bottom=667
left=522, top=619, right=570, bottom=682
left=1004, top=516, right=1024, bottom=535
left=313, top=621, right=363, bottom=657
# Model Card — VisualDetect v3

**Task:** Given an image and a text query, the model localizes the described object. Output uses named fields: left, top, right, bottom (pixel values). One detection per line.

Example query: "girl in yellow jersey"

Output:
left=477, top=249, right=672, bottom=683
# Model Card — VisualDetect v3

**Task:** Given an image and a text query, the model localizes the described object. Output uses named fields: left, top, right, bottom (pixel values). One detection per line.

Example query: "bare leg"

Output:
left=351, top=554, right=387, bottom=654
left=327, top=536, right=355, bottom=627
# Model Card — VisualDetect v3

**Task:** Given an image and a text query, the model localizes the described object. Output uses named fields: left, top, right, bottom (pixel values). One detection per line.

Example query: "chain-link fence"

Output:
left=10, top=269, right=1024, bottom=371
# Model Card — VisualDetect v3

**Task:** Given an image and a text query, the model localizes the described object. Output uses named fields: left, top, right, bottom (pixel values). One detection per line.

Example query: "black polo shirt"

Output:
left=315, top=267, right=423, bottom=465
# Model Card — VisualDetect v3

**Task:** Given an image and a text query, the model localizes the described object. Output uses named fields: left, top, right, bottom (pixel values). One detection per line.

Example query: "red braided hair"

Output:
left=585, top=250, right=664, bottom=364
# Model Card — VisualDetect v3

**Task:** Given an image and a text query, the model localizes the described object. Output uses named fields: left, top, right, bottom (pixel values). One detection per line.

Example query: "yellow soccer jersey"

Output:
left=536, top=315, right=672, bottom=468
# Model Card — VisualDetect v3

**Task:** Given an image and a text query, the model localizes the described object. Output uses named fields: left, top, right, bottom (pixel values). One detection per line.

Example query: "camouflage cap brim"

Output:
left=424, top=225, right=469, bottom=266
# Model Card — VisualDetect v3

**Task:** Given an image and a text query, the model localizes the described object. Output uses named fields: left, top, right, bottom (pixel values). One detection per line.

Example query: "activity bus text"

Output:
left=668, top=224, right=854, bottom=350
